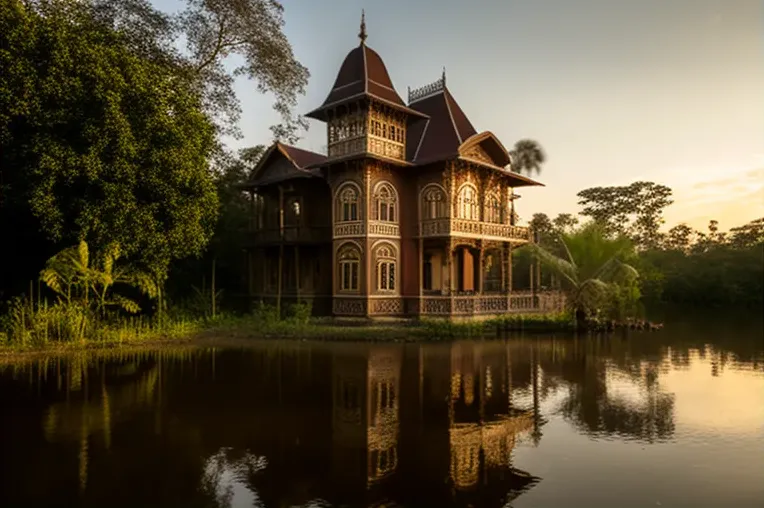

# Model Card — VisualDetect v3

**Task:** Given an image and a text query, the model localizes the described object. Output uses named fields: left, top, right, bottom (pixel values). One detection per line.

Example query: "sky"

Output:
left=156, top=0, right=763, bottom=231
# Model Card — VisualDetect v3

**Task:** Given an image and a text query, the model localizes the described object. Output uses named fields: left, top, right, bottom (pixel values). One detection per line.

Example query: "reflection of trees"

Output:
left=529, top=338, right=677, bottom=442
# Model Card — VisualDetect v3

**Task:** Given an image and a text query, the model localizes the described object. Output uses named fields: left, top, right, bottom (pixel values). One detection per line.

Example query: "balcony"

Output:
left=247, top=225, right=331, bottom=246
left=419, top=218, right=531, bottom=243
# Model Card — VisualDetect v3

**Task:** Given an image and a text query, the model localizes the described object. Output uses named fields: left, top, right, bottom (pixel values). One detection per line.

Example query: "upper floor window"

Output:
left=338, top=244, right=360, bottom=292
left=285, top=197, right=301, bottom=226
left=337, top=183, right=360, bottom=222
left=251, top=193, right=265, bottom=230
left=375, top=244, right=396, bottom=291
left=457, top=184, right=479, bottom=221
left=374, top=182, right=397, bottom=222
left=422, top=185, right=448, bottom=220
left=484, top=193, right=502, bottom=223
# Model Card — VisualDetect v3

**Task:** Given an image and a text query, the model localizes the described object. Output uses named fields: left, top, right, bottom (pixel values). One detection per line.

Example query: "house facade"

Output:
left=242, top=16, right=561, bottom=318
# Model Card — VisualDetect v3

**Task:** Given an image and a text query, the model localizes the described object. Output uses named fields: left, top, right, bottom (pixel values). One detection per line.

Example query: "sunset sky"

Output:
left=158, top=0, right=764, bottom=231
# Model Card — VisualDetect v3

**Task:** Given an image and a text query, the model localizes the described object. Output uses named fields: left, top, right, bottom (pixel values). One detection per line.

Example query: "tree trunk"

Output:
left=211, top=257, right=216, bottom=318
left=575, top=308, right=588, bottom=332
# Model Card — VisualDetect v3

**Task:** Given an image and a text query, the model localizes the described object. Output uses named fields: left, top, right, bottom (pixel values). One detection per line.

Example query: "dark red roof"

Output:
left=242, top=143, right=326, bottom=188
left=279, top=143, right=327, bottom=169
left=306, top=43, right=426, bottom=120
left=407, top=87, right=477, bottom=164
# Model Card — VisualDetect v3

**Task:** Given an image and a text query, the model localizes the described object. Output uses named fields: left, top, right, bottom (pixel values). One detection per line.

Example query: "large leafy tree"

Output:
left=1, top=0, right=218, bottom=296
left=89, top=0, right=310, bottom=143
left=577, top=181, right=673, bottom=248
left=524, top=222, right=640, bottom=329
left=510, top=139, right=546, bottom=176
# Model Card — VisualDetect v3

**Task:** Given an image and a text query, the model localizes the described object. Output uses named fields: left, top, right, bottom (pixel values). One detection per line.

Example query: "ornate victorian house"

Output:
left=243, top=15, right=558, bottom=317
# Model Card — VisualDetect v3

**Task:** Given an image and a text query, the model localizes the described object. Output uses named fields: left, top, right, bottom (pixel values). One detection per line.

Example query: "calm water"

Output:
left=1, top=315, right=763, bottom=508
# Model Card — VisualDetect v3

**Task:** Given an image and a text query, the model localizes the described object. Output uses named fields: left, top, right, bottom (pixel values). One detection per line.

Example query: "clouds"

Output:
left=664, top=165, right=764, bottom=229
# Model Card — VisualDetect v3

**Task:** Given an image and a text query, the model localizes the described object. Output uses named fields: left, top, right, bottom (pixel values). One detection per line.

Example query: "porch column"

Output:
left=277, top=185, right=284, bottom=316
left=507, top=243, right=513, bottom=310
left=418, top=237, right=424, bottom=315
left=476, top=245, right=484, bottom=294
left=447, top=242, right=454, bottom=315
left=295, top=245, right=300, bottom=303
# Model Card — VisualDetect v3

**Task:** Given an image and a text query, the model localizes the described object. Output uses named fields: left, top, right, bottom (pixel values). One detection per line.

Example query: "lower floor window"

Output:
left=340, top=260, right=359, bottom=291
left=378, top=261, right=396, bottom=291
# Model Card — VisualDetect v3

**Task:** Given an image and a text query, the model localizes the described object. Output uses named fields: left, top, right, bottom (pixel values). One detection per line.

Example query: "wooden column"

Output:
left=277, top=185, right=284, bottom=317
left=418, top=237, right=424, bottom=315
left=477, top=243, right=484, bottom=295
left=261, top=248, right=267, bottom=303
left=507, top=243, right=513, bottom=310
left=295, top=245, right=300, bottom=304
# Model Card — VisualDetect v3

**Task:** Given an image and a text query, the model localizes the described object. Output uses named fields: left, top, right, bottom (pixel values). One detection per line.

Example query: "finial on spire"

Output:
left=359, top=10, right=367, bottom=44
left=442, top=67, right=447, bottom=86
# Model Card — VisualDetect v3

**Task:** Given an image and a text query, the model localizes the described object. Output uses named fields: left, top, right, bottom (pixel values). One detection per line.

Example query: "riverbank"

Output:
left=0, top=311, right=575, bottom=357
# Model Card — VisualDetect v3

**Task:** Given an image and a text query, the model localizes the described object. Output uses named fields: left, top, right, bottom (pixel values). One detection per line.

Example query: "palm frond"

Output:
left=111, top=295, right=141, bottom=314
left=525, top=243, right=578, bottom=287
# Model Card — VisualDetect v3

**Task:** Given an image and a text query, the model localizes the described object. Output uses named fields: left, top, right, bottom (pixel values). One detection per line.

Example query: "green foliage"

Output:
left=577, top=181, right=673, bottom=248
left=1, top=0, right=219, bottom=281
left=88, top=0, right=310, bottom=142
left=418, top=313, right=575, bottom=338
left=40, top=240, right=159, bottom=315
left=524, top=222, right=640, bottom=319
left=640, top=220, right=763, bottom=305
left=510, top=139, right=546, bottom=175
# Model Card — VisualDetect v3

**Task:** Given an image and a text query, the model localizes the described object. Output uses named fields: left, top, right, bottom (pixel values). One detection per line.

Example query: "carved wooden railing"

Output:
left=368, top=222, right=400, bottom=237
left=419, top=291, right=565, bottom=316
left=334, top=221, right=365, bottom=238
left=419, top=218, right=531, bottom=242
left=332, top=292, right=564, bottom=316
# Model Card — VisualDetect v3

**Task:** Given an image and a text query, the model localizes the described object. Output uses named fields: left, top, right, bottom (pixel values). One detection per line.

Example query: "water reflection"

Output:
left=1, top=328, right=763, bottom=508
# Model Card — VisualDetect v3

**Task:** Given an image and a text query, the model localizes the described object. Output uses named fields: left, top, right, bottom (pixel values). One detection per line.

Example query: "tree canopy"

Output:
left=510, top=139, right=546, bottom=176
left=1, top=0, right=219, bottom=290
left=88, top=0, right=310, bottom=143
left=577, top=181, right=673, bottom=248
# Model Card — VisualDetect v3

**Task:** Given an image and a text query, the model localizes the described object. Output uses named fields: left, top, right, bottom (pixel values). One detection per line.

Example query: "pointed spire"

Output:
left=359, top=9, right=367, bottom=45
left=442, top=66, right=447, bottom=86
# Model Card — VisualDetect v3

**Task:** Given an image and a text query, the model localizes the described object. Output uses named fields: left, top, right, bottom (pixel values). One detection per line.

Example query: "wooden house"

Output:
left=242, top=16, right=561, bottom=318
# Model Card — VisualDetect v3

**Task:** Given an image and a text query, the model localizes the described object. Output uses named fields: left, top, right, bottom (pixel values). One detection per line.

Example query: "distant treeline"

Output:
left=522, top=181, right=763, bottom=306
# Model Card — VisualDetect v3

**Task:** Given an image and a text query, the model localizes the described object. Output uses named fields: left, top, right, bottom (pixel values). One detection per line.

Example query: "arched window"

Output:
left=338, top=244, right=360, bottom=291
left=484, top=193, right=502, bottom=223
left=337, top=184, right=360, bottom=222
left=422, top=185, right=447, bottom=219
left=375, top=244, right=396, bottom=291
left=374, top=183, right=397, bottom=222
left=458, top=184, right=479, bottom=220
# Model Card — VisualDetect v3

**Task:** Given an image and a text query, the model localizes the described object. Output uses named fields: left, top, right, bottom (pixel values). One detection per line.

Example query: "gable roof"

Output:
left=407, top=83, right=477, bottom=165
left=242, top=142, right=327, bottom=189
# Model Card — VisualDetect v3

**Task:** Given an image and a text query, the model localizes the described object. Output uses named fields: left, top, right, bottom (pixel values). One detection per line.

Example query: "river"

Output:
left=1, top=312, right=762, bottom=507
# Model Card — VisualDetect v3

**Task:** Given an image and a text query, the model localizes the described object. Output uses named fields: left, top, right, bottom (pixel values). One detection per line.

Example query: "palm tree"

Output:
left=40, top=240, right=159, bottom=315
left=524, top=223, right=639, bottom=330
left=510, top=139, right=546, bottom=176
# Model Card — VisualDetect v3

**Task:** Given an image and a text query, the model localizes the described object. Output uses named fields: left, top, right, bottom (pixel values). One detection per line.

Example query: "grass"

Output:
left=1, top=299, right=575, bottom=355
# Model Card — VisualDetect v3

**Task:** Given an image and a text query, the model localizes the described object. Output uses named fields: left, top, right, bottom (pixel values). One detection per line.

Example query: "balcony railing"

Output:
left=419, top=218, right=531, bottom=242
left=418, top=291, right=565, bottom=316
left=247, top=226, right=331, bottom=246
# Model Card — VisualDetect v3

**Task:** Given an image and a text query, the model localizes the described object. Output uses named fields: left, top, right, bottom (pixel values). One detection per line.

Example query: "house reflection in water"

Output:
left=330, top=342, right=541, bottom=507
left=332, top=345, right=402, bottom=493
left=21, top=343, right=541, bottom=507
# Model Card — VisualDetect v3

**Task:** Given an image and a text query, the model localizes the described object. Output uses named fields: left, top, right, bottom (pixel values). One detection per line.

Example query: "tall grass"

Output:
left=0, top=296, right=210, bottom=350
